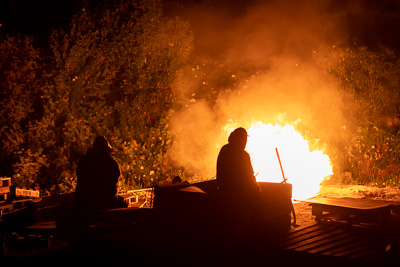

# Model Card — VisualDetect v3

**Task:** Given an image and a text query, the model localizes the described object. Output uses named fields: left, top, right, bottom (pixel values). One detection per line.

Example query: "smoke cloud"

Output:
left=167, top=0, right=360, bottom=180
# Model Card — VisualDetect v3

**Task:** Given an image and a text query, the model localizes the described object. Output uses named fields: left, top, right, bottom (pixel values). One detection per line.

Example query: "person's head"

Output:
left=228, top=127, right=248, bottom=150
left=92, top=136, right=113, bottom=154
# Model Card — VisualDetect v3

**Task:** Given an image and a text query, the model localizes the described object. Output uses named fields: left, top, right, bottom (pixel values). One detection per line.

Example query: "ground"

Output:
left=293, top=185, right=400, bottom=227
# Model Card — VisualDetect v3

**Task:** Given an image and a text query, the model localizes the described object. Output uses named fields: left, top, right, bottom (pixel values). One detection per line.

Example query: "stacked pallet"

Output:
left=0, top=177, right=11, bottom=202
left=0, top=177, right=12, bottom=219
left=15, top=188, right=40, bottom=199
left=0, top=177, right=40, bottom=219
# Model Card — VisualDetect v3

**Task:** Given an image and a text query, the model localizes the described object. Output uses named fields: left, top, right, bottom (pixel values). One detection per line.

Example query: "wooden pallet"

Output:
left=0, top=177, right=11, bottom=188
left=304, top=197, right=400, bottom=225
left=0, top=177, right=11, bottom=203
left=15, top=188, right=40, bottom=199
left=0, top=187, right=10, bottom=202
left=0, top=199, right=34, bottom=219
left=277, top=221, right=393, bottom=262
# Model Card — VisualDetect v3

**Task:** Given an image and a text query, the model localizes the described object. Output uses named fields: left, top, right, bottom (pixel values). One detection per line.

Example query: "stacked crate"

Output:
left=258, top=182, right=293, bottom=235
left=0, top=177, right=12, bottom=218
left=0, top=177, right=11, bottom=202
left=15, top=188, right=40, bottom=199
left=0, top=177, right=40, bottom=219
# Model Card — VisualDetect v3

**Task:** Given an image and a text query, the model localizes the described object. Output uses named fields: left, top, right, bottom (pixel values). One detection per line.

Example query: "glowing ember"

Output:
left=228, top=121, right=333, bottom=200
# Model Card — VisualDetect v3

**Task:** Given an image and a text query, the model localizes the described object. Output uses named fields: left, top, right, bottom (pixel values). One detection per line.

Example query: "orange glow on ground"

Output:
left=227, top=121, right=333, bottom=200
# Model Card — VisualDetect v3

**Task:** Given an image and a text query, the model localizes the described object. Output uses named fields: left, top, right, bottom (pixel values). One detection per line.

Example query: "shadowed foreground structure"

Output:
left=2, top=180, right=400, bottom=265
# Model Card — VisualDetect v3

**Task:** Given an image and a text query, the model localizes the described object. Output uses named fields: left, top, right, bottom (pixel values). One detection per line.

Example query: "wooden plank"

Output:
left=280, top=224, right=340, bottom=247
left=348, top=244, right=386, bottom=260
left=0, top=187, right=10, bottom=194
left=15, top=188, right=40, bottom=198
left=0, top=193, right=7, bottom=202
left=295, top=231, right=352, bottom=252
left=0, top=203, right=14, bottom=215
left=0, top=177, right=11, bottom=187
left=307, top=234, right=361, bottom=254
left=308, top=231, right=360, bottom=255
left=281, top=224, right=330, bottom=247
left=304, top=197, right=400, bottom=225
left=323, top=239, right=372, bottom=256
left=305, top=198, right=400, bottom=210
left=277, top=218, right=395, bottom=263
left=333, top=241, right=379, bottom=258
left=283, top=225, right=337, bottom=246
left=284, top=228, right=348, bottom=250
left=280, top=224, right=337, bottom=249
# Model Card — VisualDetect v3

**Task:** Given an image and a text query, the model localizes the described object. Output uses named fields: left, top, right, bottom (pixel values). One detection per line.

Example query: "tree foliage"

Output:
left=0, top=36, right=46, bottom=187
left=317, top=44, right=400, bottom=186
left=318, top=45, right=400, bottom=126
left=2, top=0, right=400, bottom=193
left=0, top=0, right=193, bottom=192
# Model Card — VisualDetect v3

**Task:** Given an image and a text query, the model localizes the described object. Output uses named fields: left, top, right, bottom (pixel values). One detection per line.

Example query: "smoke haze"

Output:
left=170, top=60, right=344, bottom=179
left=166, top=0, right=353, bottom=65
left=165, top=0, right=373, bottom=179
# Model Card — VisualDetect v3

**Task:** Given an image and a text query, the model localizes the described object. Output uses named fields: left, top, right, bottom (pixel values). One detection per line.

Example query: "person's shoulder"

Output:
left=222, top=143, right=233, bottom=150
left=220, top=143, right=229, bottom=149
left=242, top=150, right=251, bottom=158
left=218, top=143, right=231, bottom=154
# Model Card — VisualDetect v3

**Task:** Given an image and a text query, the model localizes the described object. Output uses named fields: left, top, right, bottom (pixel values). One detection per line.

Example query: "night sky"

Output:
left=0, top=0, right=82, bottom=45
left=1, top=0, right=400, bottom=52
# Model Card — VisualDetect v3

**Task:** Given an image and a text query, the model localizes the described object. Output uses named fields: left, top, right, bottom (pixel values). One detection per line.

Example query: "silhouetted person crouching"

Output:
left=73, top=136, right=127, bottom=210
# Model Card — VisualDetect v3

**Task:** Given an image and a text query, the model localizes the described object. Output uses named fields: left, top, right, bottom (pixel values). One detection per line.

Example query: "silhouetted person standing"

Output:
left=216, top=127, right=261, bottom=239
left=74, top=136, right=127, bottom=210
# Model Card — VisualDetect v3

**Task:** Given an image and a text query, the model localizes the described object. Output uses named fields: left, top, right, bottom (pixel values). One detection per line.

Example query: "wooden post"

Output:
left=275, top=148, right=287, bottom=184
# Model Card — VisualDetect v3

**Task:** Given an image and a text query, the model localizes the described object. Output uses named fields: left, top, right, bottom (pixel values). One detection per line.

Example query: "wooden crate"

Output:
left=259, top=182, right=292, bottom=216
left=0, top=177, right=11, bottom=188
left=0, top=187, right=10, bottom=195
left=258, top=182, right=293, bottom=232
left=15, top=188, right=40, bottom=198
left=0, top=187, right=10, bottom=202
